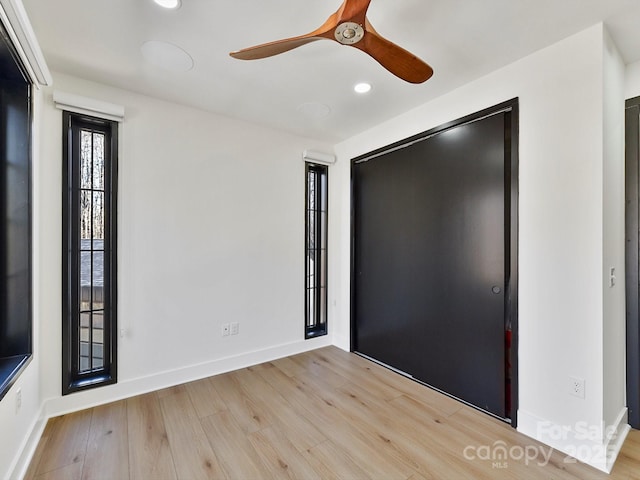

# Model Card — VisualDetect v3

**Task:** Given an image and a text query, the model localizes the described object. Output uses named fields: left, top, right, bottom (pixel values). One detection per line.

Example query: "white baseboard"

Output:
left=45, top=336, right=333, bottom=418
left=517, top=408, right=630, bottom=473
left=603, top=408, right=631, bottom=473
left=332, top=334, right=350, bottom=352
left=10, top=337, right=332, bottom=479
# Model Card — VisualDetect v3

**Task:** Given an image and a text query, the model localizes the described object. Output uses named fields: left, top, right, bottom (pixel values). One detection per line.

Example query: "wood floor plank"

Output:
left=397, top=398, right=529, bottom=478
left=269, top=356, right=307, bottom=378
left=253, top=362, right=342, bottom=429
left=209, top=370, right=274, bottom=434
left=155, top=384, right=186, bottom=399
left=389, top=394, right=486, bottom=453
left=81, top=401, right=129, bottom=480
left=260, top=355, right=526, bottom=479
left=626, top=429, right=640, bottom=446
left=255, top=366, right=417, bottom=479
left=24, top=347, right=640, bottom=480
left=184, top=377, right=227, bottom=418
left=34, top=409, right=92, bottom=475
left=324, top=381, right=492, bottom=479
left=616, top=430, right=640, bottom=480
left=289, top=351, right=351, bottom=389
left=304, top=347, right=404, bottom=401
left=201, top=410, right=270, bottom=479
left=248, top=426, right=323, bottom=480
left=159, top=391, right=225, bottom=479
left=408, top=472, right=434, bottom=480
left=304, top=360, right=524, bottom=480
left=302, top=440, right=371, bottom=480
left=291, top=375, right=418, bottom=475
left=24, top=418, right=56, bottom=480
left=621, top=430, right=640, bottom=459
left=127, top=392, right=177, bottom=480
left=320, top=347, right=464, bottom=416
left=364, top=363, right=464, bottom=416
left=34, top=462, right=83, bottom=480
left=232, top=366, right=327, bottom=451
left=246, top=368, right=331, bottom=447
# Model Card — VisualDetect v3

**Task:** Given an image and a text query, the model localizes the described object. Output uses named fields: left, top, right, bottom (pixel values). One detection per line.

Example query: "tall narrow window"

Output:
left=0, top=21, right=32, bottom=400
left=63, top=112, right=117, bottom=394
left=305, top=163, right=328, bottom=338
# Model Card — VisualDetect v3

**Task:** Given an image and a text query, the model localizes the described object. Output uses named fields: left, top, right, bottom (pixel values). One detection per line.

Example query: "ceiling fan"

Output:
left=229, top=0, right=433, bottom=84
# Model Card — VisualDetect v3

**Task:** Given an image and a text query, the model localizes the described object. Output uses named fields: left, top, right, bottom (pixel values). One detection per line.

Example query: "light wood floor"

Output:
left=25, top=347, right=640, bottom=479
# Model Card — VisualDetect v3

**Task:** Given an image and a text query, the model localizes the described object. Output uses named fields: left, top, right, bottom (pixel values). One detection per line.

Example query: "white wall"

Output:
left=0, top=367, right=41, bottom=480
left=625, top=59, right=640, bottom=99
left=333, top=23, right=627, bottom=472
left=602, top=27, right=627, bottom=436
left=2, top=71, right=335, bottom=478
left=36, top=73, right=334, bottom=417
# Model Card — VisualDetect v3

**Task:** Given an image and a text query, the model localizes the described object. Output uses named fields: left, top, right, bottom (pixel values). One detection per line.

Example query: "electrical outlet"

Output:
left=15, top=388, right=22, bottom=414
left=230, top=322, right=239, bottom=335
left=222, top=324, right=230, bottom=337
left=569, top=376, right=585, bottom=399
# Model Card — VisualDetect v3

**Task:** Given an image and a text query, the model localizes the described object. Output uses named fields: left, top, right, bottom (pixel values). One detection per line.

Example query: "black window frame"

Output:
left=305, top=163, right=328, bottom=339
left=0, top=20, right=33, bottom=402
left=62, top=111, right=118, bottom=395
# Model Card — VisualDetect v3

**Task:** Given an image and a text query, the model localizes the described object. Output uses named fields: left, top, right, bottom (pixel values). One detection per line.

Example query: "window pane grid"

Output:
left=305, top=164, right=328, bottom=338
left=77, top=129, right=106, bottom=375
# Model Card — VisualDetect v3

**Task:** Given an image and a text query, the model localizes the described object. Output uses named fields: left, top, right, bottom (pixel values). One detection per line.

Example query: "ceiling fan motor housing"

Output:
left=335, top=22, right=365, bottom=45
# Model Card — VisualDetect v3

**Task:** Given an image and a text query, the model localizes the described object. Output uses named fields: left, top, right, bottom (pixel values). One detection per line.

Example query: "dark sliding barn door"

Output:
left=352, top=108, right=514, bottom=419
left=625, top=96, right=640, bottom=429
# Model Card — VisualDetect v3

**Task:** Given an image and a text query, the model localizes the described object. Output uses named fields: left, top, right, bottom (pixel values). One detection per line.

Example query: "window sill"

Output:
left=64, top=374, right=116, bottom=396
left=305, top=328, right=328, bottom=340
left=0, top=354, right=32, bottom=402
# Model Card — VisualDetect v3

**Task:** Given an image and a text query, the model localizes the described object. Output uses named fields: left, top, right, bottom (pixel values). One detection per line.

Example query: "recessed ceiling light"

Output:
left=354, top=82, right=372, bottom=94
left=153, top=0, right=181, bottom=9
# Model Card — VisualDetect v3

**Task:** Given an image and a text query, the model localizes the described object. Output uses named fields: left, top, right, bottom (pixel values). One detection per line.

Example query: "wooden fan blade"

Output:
left=230, top=0, right=374, bottom=60
left=356, top=20, right=433, bottom=84
left=230, top=36, right=326, bottom=60
left=230, top=7, right=343, bottom=60
left=336, top=0, right=371, bottom=23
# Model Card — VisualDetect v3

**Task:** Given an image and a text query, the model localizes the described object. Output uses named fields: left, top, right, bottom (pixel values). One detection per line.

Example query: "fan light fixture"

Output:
left=153, top=0, right=181, bottom=9
left=354, top=83, right=372, bottom=94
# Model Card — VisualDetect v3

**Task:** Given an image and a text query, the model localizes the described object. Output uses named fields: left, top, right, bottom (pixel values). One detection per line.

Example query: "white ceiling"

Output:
left=21, top=0, right=640, bottom=143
